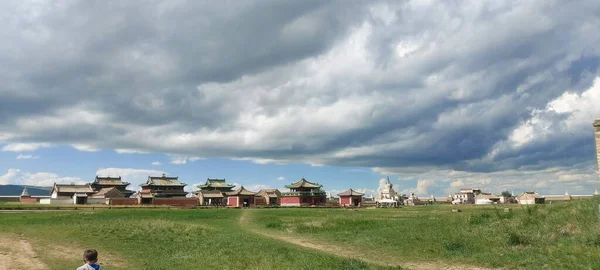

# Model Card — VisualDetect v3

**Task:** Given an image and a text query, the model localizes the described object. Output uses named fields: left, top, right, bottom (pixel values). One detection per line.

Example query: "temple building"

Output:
left=338, top=189, right=364, bottom=207
left=226, top=186, right=257, bottom=207
left=90, top=176, right=134, bottom=198
left=404, top=193, right=423, bottom=206
left=194, top=178, right=236, bottom=205
left=255, top=189, right=281, bottom=205
left=196, top=178, right=236, bottom=192
left=50, top=183, right=95, bottom=204
left=517, top=191, right=545, bottom=205
left=138, top=174, right=188, bottom=204
left=280, top=178, right=326, bottom=206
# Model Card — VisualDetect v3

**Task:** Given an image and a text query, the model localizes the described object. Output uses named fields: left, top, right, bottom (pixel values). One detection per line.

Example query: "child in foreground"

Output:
left=77, top=249, right=102, bottom=270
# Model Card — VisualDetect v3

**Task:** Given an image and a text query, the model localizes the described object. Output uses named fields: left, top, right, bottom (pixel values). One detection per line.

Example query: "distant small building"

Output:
left=90, top=176, right=134, bottom=198
left=338, top=189, right=364, bottom=207
left=91, top=187, right=124, bottom=199
left=50, top=183, right=95, bottom=204
left=19, top=187, right=37, bottom=203
left=475, top=193, right=501, bottom=204
left=280, top=178, right=326, bottom=207
left=256, top=189, right=281, bottom=206
left=517, top=192, right=545, bottom=204
left=452, top=188, right=481, bottom=204
left=196, top=190, right=226, bottom=206
left=404, top=193, right=422, bottom=206
left=226, top=186, right=257, bottom=207
left=138, top=174, right=188, bottom=204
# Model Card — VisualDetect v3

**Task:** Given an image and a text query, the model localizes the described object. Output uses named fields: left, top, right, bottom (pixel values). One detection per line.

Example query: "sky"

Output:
left=1, top=0, right=600, bottom=197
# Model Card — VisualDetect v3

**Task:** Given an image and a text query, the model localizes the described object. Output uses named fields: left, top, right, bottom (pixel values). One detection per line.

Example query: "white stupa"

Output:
left=376, top=177, right=400, bottom=205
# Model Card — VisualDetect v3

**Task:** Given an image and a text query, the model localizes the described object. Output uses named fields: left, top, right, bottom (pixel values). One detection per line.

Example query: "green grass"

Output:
left=1, top=199, right=600, bottom=269
left=250, top=199, right=600, bottom=269
left=0, top=208, right=399, bottom=270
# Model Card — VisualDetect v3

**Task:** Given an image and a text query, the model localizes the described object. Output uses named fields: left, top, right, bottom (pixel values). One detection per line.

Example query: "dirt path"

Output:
left=239, top=210, right=494, bottom=270
left=0, top=234, right=49, bottom=270
left=0, top=233, right=127, bottom=270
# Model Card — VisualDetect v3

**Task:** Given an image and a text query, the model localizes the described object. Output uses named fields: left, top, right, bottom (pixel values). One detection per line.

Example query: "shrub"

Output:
left=585, top=235, right=600, bottom=247
left=265, top=220, right=285, bottom=230
left=469, top=212, right=492, bottom=225
left=507, top=232, right=530, bottom=246
left=444, top=239, right=469, bottom=253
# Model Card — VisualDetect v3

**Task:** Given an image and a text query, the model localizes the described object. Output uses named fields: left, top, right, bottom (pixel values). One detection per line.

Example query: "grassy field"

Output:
left=1, top=198, right=599, bottom=269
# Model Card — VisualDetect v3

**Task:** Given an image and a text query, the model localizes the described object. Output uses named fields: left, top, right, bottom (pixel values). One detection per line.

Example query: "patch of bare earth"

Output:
left=0, top=234, right=49, bottom=270
left=239, top=210, right=495, bottom=270
left=42, top=244, right=128, bottom=268
left=0, top=233, right=128, bottom=269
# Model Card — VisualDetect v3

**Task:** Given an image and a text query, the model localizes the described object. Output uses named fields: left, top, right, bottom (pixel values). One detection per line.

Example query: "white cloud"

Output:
left=276, top=176, right=285, bottom=181
left=168, top=155, right=203, bottom=165
left=115, top=149, right=150, bottom=154
left=16, top=154, right=40, bottom=160
left=2, top=143, right=50, bottom=152
left=151, top=161, right=162, bottom=166
left=72, top=144, right=100, bottom=152
left=0, top=169, right=82, bottom=186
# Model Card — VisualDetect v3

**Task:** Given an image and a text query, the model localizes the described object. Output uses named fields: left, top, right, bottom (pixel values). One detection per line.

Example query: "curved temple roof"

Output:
left=338, top=189, right=364, bottom=197
left=284, top=178, right=322, bottom=189
left=226, top=186, right=257, bottom=196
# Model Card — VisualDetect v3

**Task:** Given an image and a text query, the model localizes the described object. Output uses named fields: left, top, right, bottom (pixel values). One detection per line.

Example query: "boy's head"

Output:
left=83, top=249, right=98, bottom=263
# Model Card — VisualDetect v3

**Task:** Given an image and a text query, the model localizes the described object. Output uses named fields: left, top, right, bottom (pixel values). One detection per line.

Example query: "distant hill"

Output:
left=0, top=185, right=52, bottom=196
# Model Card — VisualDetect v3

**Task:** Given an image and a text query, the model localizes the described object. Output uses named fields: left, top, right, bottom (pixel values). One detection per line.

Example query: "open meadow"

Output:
left=1, top=198, right=600, bottom=269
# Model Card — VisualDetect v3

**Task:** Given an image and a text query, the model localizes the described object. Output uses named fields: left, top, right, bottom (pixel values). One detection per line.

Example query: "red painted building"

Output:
left=280, top=178, right=326, bottom=207
left=226, top=186, right=257, bottom=207
left=338, top=189, right=364, bottom=207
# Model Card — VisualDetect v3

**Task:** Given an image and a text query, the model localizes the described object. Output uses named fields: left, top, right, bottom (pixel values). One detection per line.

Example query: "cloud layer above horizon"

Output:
left=1, top=0, right=600, bottom=193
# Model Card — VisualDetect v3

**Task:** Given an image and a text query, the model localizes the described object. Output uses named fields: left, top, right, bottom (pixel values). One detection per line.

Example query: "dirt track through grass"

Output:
left=239, top=210, right=492, bottom=270
left=0, top=234, right=49, bottom=270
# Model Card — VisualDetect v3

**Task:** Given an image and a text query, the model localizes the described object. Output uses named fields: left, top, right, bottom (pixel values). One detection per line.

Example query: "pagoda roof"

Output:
left=226, top=186, right=257, bottom=196
left=141, top=174, right=186, bottom=186
left=256, top=189, right=281, bottom=198
left=197, top=178, right=235, bottom=189
left=338, top=189, right=364, bottom=197
left=93, top=176, right=130, bottom=186
left=284, top=178, right=322, bottom=189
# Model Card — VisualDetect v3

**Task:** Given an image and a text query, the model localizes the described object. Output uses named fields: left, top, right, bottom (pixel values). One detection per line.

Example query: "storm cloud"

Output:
left=1, top=0, right=600, bottom=189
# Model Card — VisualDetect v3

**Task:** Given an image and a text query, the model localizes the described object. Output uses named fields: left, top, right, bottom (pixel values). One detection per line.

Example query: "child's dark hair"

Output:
left=83, top=249, right=98, bottom=262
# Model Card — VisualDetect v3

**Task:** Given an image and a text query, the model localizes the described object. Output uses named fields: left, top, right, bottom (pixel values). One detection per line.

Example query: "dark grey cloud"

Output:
left=1, top=0, right=600, bottom=180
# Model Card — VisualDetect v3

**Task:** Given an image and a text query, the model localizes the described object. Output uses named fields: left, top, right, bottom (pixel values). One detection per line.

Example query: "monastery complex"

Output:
left=1, top=118, right=600, bottom=207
